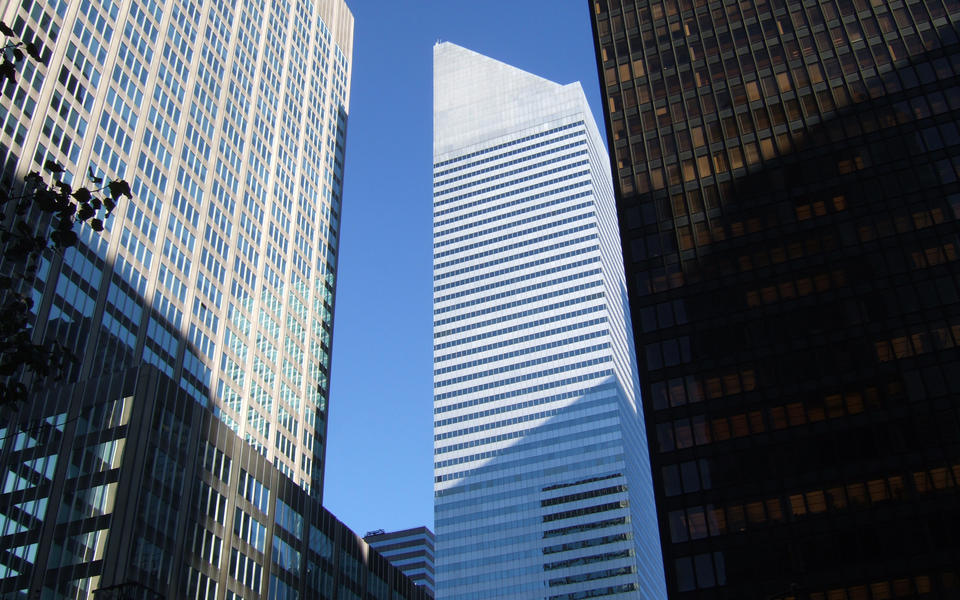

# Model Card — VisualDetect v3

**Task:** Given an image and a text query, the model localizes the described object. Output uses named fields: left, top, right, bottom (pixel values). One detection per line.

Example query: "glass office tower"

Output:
left=0, top=0, right=352, bottom=496
left=432, top=42, right=666, bottom=600
left=0, top=365, right=432, bottom=599
left=590, top=1, right=960, bottom=598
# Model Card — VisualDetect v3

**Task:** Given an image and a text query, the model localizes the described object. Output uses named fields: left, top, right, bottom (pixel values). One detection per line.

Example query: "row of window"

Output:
left=434, top=169, right=591, bottom=219
left=433, top=121, right=584, bottom=171
left=433, top=278, right=603, bottom=328
left=436, top=315, right=608, bottom=365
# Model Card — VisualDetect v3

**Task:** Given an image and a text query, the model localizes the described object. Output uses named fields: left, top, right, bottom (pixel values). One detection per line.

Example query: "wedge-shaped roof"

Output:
left=433, top=42, right=588, bottom=158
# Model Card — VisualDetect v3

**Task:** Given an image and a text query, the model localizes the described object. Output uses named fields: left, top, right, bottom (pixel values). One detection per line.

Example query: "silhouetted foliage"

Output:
left=0, top=23, right=130, bottom=406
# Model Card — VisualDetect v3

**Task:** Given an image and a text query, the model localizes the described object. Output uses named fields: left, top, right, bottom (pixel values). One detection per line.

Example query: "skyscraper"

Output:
left=0, top=0, right=352, bottom=496
left=432, top=42, right=666, bottom=600
left=590, top=1, right=960, bottom=598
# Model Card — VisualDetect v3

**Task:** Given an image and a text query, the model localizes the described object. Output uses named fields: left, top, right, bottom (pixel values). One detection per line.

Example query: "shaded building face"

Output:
left=590, top=1, right=960, bottom=598
left=0, top=366, right=430, bottom=600
left=365, top=527, right=436, bottom=597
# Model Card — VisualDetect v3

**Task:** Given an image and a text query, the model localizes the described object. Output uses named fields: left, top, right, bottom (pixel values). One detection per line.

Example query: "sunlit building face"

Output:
left=432, top=42, right=666, bottom=600
left=0, top=0, right=353, bottom=496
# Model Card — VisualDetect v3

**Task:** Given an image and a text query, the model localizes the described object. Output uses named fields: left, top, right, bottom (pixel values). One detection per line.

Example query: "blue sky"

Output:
left=323, top=0, right=607, bottom=535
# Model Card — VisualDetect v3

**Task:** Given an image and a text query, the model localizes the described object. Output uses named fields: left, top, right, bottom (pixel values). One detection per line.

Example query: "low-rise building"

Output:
left=365, top=527, right=435, bottom=597
left=0, top=366, right=429, bottom=600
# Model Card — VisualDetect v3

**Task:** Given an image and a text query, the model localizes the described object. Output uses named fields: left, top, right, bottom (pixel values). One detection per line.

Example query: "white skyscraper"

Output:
left=432, top=43, right=666, bottom=600
left=0, top=0, right=352, bottom=495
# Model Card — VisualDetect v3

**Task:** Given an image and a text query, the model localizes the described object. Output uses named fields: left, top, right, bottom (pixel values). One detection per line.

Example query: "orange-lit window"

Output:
left=692, top=416, right=710, bottom=445
left=826, top=486, right=847, bottom=509
left=888, top=476, right=904, bottom=499
left=786, top=403, right=806, bottom=426
left=675, top=420, right=694, bottom=449
left=697, top=506, right=721, bottom=538
left=669, top=379, right=686, bottom=407
left=847, top=483, right=868, bottom=505
left=875, top=341, right=893, bottom=362
left=825, top=394, right=845, bottom=418
left=789, top=494, right=806, bottom=516
left=686, top=377, right=704, bottom=403
left=696, top=155, right=712, bottom=177
left=867, top=479, right=888, bottom=502
left=806, top=490, right=827, bottom=513
left=770, top=407, right=788, bottom=429
left=807, top=400, right=826, bottom=422
left=760, top=137, right=776, bottom=159
left=845, top=392, right=864, bottom=414
left=746, top=502, right=765, bottom=524
left=814, top=273, right=831, bottom=292
left=730, top=414, right=749, bottom=438
left=778, top=281, right=797, bottom=299
left=741, top=370, right=756, bottom=391
left=869, top=582, right=891, bottom=599
left=848, top=586, right=869, bottom=600
left=712, top=418, right=731, bottom=441
left=687, top=508, right=708, bottom=539
left=891, top=337, right=912, bottom=358
left=723, top=374, right=741, bottom=395
left=930, top=467, right=954, bottom=489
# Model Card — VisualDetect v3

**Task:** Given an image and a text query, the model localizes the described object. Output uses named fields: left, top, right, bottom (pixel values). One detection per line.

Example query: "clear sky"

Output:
left=323, top=0, right=607, bottom=536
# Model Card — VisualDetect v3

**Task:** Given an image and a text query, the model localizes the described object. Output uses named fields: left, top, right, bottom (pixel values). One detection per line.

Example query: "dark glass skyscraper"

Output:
left=590, top=1, right=960, bottom=598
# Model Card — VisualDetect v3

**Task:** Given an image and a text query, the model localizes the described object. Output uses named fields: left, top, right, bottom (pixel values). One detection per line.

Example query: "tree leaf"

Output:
left=50, top=229, right=77, bottom=248
left=0, top=59, right=16, bottom=84
left=103, top=197, right=116, bottom=212
left=23, top=42, right=43, bottom=64
left=89, top=218, right=103, bottom=232
left=72, top=187, right=92, bottom=204
left=76, top=203, right=94, bottom=222
left=107, top=180, right=132, bottom=200
left=0, top=22, right=14, bottom=37
left=87, top=166, right=102, bottom=184
left=34, top=188, right=57, bottom=212
left=44, top=160, right=63, bottom=174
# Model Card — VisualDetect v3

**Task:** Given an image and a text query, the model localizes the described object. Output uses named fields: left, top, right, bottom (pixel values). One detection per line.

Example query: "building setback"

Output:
left=365, top=526, right=436, bottom=597
left=590, top=0, right=960, bottom=598
left=432, top=42, right=666, bottom=600
left=0, top=365, right=430, bottom=600
left=0, top=0, right=352, bottom=495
